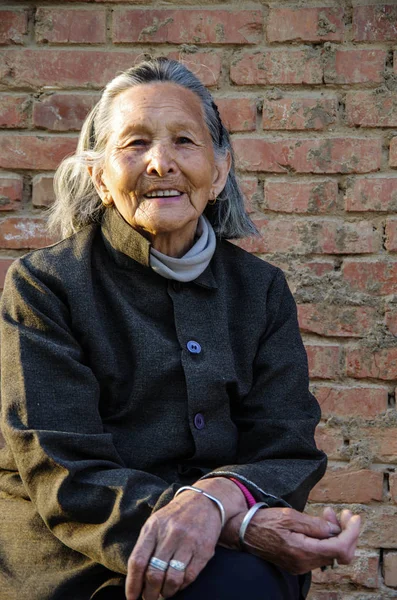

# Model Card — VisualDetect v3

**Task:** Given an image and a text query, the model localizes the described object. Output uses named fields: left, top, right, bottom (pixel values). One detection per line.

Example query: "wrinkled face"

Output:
left=95, top=82, right=230, bottom=240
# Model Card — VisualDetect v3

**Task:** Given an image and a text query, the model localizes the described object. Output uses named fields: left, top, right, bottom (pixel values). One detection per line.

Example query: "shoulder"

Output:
left=214, top=238, right=285, bottom=290
left=8, top=224, right=98, bottom=280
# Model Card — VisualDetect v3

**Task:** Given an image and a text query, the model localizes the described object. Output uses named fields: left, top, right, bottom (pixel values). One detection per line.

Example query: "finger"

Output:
left=126, top=527, right=158, bottom=600
left=179, top=550, right=214, bottom=591
left=161, top=553, right=193, bottom=599
left=283, top=510, right=341, bottom=539
left=303, top=513, right=361, bottom=564
left=142, top=560, right=168, bottom=600
left=322, top=507, right=340, bottom=529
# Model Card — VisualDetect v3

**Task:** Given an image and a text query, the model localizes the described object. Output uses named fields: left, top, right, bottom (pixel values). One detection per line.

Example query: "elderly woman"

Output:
left=0, top=58, right=360, bottom=600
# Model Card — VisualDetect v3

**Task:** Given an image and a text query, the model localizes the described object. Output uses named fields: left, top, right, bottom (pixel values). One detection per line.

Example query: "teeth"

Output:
left=145, top=189, right=181, bottom=198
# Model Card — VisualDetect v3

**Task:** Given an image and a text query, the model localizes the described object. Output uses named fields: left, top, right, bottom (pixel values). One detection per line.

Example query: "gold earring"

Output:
left=102, top=195, right=113, bottom=208
left=208, top=193, right=217, bottom=206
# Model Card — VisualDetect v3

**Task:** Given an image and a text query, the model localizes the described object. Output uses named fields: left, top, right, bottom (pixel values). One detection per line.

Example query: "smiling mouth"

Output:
left=144, top=189, right=183, bottom=198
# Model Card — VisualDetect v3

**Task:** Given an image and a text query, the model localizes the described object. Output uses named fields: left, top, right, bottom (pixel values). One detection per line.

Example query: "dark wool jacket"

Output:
left=0, top=207, right=326, bottom=599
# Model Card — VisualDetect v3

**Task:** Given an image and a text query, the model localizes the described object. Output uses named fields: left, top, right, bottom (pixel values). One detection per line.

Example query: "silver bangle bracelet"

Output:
left=239, top=502, right=268, bottom=550
left=174, top=485, right=226, bottom=529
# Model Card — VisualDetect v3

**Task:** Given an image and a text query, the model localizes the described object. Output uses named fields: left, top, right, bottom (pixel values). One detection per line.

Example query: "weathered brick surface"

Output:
left=113, top=10, right=263, bottom=44
left=1, top=3, right=396, bottom=598
left=262, top=96, right=338, bottom=131
left=309, top=469, right=383, bottom=503
left=312, top=385, right=388, bottom=418
left=0, top=94, right=30, bottom=128
left=230, top=49, right=323, bottom=85
left=353, top=5, right=397, bottom=41
left=267, top=7, right=344, bottom=43
left=233, top=138, right=381, bottom=174
left=264, top=178, right=338, bottom=213
left=346, top=91, right=397, bottom=128
left=298, top=304, right=378, bottom=337
left=0, top=173, right=23, bottom=211
left=36, top=8, right=107, bottom=44
left=345, top=176, right=397, bottom=212
left=33, top=93, right=99, bottom=131
left=0, top=10, right=27, bottom=45
left=32, top=174, right=55, bottom=208
left=323, top=48, right=386, bottom=84
left=0, top=134, right=77, bottom=170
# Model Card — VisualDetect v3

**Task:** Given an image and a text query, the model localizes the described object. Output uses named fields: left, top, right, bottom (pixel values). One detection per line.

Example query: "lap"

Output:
left=97, top=546, right=302, bottom=600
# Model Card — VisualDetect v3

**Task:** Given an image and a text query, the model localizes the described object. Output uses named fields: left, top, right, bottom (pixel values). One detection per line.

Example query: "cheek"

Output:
left=107, top=154, right=140, bottom=192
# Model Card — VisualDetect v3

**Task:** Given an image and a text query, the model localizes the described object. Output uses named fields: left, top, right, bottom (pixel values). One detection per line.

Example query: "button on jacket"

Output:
left=0, top=207, right=326, bottom=599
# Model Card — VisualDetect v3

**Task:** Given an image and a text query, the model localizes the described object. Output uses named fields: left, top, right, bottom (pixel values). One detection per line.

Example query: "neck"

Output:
left=149, top=221, right=198, bottom=257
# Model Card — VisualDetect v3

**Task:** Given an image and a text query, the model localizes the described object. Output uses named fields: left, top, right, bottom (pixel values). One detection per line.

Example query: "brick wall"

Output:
left=0, top=1, right=397, bottom=597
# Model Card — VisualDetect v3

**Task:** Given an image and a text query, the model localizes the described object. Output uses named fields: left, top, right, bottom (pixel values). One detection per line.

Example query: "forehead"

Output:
left=110, top=82, right=208, bottom=135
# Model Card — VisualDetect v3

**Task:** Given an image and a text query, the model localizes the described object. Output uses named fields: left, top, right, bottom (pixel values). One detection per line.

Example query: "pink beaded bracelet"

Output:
left=230, top=477, right=257, bottom=508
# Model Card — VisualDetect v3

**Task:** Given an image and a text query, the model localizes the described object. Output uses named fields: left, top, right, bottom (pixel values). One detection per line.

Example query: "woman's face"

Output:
left=95, top=82, right=230, bottom=243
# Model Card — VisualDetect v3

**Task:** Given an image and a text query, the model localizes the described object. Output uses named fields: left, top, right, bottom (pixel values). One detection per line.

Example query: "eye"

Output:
left=176, top=136, right=193, bottom=144
left=127, top=139, right=148, bottom=147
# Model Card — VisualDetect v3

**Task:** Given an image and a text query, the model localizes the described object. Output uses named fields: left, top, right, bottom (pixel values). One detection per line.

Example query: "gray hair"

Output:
left=49, top=57, right=257, bottom=240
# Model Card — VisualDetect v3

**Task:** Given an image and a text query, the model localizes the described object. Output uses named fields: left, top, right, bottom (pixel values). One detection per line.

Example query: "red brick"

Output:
left=0, top=218, right=55, bottom=249
left=215, top=97, right=256, bottom=133
left=32, top=174, right=55, bottom=208
left=0, top=173, right=23, bottom=211
left=305, top=344, right=342, bottom=380
left=298, top=304, right=377, bottom=337
left=350, top=427, right=397, bottom=463
left=346, top=347, right=397, bottom=381
left=0, top=93, right=30, bottom=128
left=312, top=550, right=379, bottom=588
left=113, top=9, right=262, bottom=44
left=386, top=218, right=397, bottom=252
left=267, top=7, right=344, bottom=43
left=0, top=134, right=77, bottom=171
left=391, top=137, right=397, bottom=168
left=312, top=385, right=388, bottom=418
left=239, top=177, right=261, bottom=214
left=0, top=10, right=27, bottom=45
left=233, top=138, right=381, bottom=174
left=345, top=176, right=397, bottom=212
left=383, top=551, right=397, bottom=587
left=314, top=425, right=344, bottom=457
left=360, top=508, right=397, bottom=549
left=324, top=48, right=386, bottom=84
left=0, top=49, right=145, bottom=89
left=385, top=306, right=397, bottom=337
left=353, top=5, right=397, bottom=41
left=240, top=217, right=378, bottom=255
left=33, top=93, right=98, bottom=132
left=230, top=49, right=322, bottom=85
left=346, top=91, right=397, bottom=128
left=0, top=258, right=15, bottom=289
left=262, top=96, right=337, bottom=131
left=36, top=8, right=106, bottom=44
left=264, top=178, right=338, bottom=213
left=166, top=52, right=221, bottom=87
left=309, top=468, right=383, bottom=503
left=304, top=260, right=335, bottom=277
left=307, top=594, right=341, bottom=600
left=342, top=260, right=397, bottom=295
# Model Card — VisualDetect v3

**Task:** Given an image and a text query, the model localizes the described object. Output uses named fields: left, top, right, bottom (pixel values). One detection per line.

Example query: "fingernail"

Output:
left=328, top=522, right=341, bottom=535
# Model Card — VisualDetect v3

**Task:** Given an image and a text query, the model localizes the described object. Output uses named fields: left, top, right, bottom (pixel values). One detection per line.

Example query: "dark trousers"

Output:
left=98, top=546, right=303, bottom=600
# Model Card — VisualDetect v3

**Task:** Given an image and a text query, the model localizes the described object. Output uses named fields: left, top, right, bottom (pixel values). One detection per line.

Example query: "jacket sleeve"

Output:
left=0, top=258, right=178, bottom=575
left=200, top=268, right=327, bottom=511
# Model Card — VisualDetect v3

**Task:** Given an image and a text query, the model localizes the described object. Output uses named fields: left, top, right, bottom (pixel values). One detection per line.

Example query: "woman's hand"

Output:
left=221, top=505, right=360, bottom=575
left=125, top=477, right=246, bottom=600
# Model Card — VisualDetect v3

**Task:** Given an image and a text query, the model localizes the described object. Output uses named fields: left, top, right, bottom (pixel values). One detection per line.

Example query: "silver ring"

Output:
left=149, top=556, right=169, bottom=572
left=169, top=559, right=186, bottom=572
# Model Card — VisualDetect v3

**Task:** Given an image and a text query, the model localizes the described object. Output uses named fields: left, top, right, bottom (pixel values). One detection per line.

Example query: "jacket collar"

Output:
left=101, top=207, right=218, bottom=289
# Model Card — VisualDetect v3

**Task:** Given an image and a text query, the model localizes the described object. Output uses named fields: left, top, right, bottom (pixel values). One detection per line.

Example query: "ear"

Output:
left=211, top=150, right=232, bottom=199
left=87, top=164, right=113, bottom=206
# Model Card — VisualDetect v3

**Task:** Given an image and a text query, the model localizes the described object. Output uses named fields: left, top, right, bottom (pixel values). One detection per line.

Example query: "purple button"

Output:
left=194, top=413, right=205, bottom=430
left=187, top=340, right=201, bottom=354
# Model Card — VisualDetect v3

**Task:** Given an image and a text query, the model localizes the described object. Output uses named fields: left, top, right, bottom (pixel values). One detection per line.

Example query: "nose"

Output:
left=146, top=142, right=176, bottom=177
